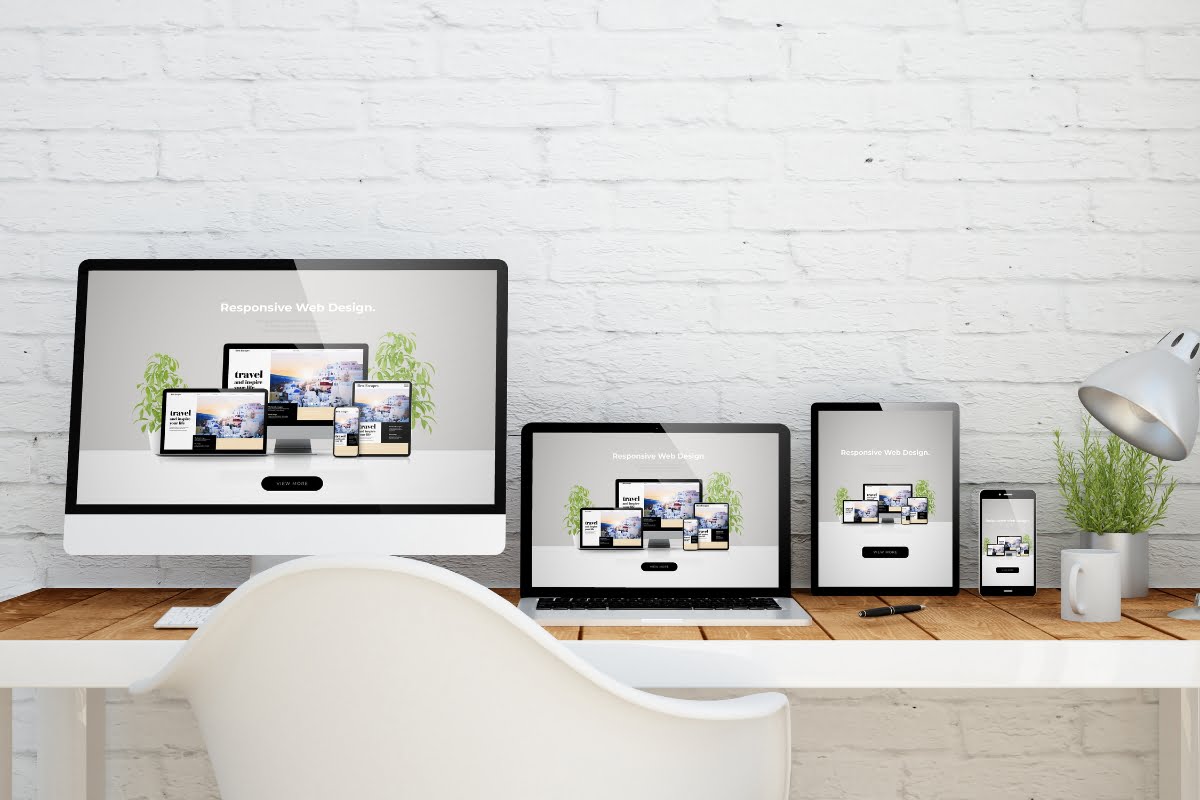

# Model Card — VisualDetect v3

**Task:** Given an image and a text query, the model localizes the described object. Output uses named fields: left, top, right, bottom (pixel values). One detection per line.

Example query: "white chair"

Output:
left=132, top=555, right=791, bottom=800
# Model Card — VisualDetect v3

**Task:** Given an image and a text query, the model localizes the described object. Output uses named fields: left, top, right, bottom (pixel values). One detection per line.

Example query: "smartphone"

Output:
left=682, top=518, right=700, bottom=551
left=979, top=489, right=1036, bottom=596
left=332, top=406, right=359, bottom=458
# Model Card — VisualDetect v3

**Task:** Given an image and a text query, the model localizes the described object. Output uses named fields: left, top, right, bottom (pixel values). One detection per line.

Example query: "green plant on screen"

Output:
left=563, top=485, right=592, bottom=537
left=1053, top=414, right=1176, bottom=534
left=133, top=353, right=186, bottom=434
left=372, top=332, right=436, bottom=432
left=915, top=479, right=935, bottom=516
left=706, top=471, right=744, bottom=535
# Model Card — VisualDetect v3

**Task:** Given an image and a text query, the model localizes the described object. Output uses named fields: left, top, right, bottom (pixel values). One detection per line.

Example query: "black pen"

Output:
left=858, top=604, right=925, bottom=618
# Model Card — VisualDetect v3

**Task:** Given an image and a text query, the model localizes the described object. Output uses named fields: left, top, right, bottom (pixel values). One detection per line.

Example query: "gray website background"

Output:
left=78, top=265, right=497, bottom=450
left=531, top=431, right=780, bottom=547
left=817, top=409, right=955, bottom=521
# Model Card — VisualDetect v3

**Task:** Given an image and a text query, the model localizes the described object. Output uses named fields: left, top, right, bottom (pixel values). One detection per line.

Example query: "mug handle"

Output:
left=1068, top=562, right=1085, bottom=616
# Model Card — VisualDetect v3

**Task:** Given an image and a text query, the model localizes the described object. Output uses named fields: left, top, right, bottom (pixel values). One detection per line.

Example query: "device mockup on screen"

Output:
left=812, top=402, right=959, bottom=594
left=353, top=381, right=412, bottom=457
left=160, top=389, right=268, bottom=455
left=616, top=479, right=702, bottom=531
left=64, top=260, right=507, bottom=556
left=332, top=406, right=359, bottom=458
left=524, top=424, right=788, bottom=591
left=223, top=344, right=366, bottom=448
left=579, top=508, right=644, bottom=549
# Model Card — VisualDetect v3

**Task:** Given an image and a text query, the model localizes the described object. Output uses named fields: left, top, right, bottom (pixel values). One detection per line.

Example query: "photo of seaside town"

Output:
left=355, top=383, right=412, bottom=424
left=195, top=397, right=266, bottom=439
left=600, top=511, right=642, bottom=540
left=268, top=350, right=363, bottom=408
left=642, top=483, right=701, bottom=520
left=334, top=413, right=358, bottom=436
left=697, top=504, right=729, bottom=530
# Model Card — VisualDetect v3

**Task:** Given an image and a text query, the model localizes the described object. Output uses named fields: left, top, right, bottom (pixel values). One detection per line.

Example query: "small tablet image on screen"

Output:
left=842, top=500, right=879, bottom=523
left=160, top=389, right=268, bottom=455
left=694, top=502, right=730, bottom=550
left=907, top=496, right=929, bottom=522
left=579, top=508, right=644, bottom=549
left=353, top=381, right=412, bottom=457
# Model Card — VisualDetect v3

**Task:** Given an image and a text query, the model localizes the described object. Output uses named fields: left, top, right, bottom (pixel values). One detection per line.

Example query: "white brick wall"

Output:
left=1, top=0, right=1197, bottom=797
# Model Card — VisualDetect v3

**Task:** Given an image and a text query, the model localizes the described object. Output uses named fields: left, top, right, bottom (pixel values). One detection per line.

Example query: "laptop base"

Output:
left=518, top=597, right=812, bottom=627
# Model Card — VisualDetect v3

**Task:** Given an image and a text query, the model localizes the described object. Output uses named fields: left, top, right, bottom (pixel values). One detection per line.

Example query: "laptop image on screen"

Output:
left=518, top=423, right=812, bottom=627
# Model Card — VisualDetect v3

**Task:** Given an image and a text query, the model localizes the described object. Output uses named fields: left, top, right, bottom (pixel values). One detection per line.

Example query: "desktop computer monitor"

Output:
left=64, top=260, right=507, bottom=556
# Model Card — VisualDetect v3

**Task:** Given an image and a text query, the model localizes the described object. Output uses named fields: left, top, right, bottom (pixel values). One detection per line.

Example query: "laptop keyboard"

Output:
left=535, top=596, right=781, bottom=611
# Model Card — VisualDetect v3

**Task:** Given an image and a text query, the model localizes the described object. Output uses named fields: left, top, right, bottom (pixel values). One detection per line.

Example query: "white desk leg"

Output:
left=1161, top=688, right=1200, bottom=800
left=1, top=688, right=11, bottom=800
left=36, top=688, right=105, bottom=800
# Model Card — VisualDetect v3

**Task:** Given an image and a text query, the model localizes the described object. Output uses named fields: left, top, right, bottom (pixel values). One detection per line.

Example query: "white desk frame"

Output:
left=2, top=640, right=1199, bottom=800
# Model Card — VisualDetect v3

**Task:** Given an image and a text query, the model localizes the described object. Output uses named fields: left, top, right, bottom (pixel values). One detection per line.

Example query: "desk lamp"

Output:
left=1078, top=326, right=1199, bottom=619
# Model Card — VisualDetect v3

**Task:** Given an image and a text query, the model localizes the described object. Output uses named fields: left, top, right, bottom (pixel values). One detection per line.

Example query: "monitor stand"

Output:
left=272, top=439, right=313, bottom=455
left=648, top=538, right=671, bottom=549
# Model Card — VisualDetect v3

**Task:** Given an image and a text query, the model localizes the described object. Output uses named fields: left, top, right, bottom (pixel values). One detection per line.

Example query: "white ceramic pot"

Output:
left=1079, top=531, right=1149, bottom=598
left=147, top=429, right=161, bottom=456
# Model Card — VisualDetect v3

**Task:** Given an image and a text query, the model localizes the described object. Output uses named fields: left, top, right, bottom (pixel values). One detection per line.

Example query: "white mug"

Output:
left=1060, top=549, right=1122, bottom=623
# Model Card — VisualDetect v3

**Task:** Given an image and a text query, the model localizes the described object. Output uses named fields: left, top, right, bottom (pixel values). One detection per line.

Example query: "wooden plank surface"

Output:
left=580, top=626, right=704, bottom=640
left=1118, top=591, right=1200, bottom=641
left=4, top=587, right=1200, bottom=641
left=991, top=591, right=1174, bottom=640
left=881, top=595, right=1054, bottom=640
left=0, top=589, right=184, bottom=641
left=0, top=589, right=105, bottom=634
left=84, top=589, right=232, bottom=641
left=701, top=625, right=830, bottom=640
left=794, top=592, right=933, bottom=640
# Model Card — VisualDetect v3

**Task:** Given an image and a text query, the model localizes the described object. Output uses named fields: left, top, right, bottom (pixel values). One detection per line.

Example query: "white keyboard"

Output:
left=154, top=606, right=218, bottom=630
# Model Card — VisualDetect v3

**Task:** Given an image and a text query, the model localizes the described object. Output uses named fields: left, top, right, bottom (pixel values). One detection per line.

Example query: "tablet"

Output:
left=694, top=502, right=730, bottom=550
left=353, top=381, right=412, bottom=456
left=579, top=508, right=644, bottom=549
left=812, top=402, right=959, bottom=595
left=160, top=389, right=268, bottom=455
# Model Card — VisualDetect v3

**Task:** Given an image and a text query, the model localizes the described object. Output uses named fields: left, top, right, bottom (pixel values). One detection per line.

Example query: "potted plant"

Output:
left=372, top=332, right=436, bottom=432
left=1053, top=415, right=1176, bottom=598
left=562, top=485, right=592, bottom=538
left=705, top=471, right=744, bottom=535
left=833, top=487, right=849, bottom=519
left=133, top=353, right=187, bottom=455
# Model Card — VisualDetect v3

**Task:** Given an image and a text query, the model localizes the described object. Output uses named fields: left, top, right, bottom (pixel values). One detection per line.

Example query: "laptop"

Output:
left=518, top=423, right=812, bottom=626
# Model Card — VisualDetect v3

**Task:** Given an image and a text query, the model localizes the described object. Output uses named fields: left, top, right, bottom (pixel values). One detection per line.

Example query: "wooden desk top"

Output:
left=2, top=587, right=1198, bottom=642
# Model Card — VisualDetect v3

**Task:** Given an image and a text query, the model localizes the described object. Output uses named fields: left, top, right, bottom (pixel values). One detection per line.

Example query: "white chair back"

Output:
left=132, top=556, right=790, bottom=800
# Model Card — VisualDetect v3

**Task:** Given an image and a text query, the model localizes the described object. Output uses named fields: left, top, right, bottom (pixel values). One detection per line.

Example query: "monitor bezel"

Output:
left=520, top=422, right=791, bottom=598
left=65, top=259, right=507, bottom=516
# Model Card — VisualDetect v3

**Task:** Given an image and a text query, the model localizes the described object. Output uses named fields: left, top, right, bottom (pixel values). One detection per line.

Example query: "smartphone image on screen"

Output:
left=682, top=518, right=700, bottom=551
left=332, top=406, right=359, bottom=458
left=979, top=488, right=1036, bottom=596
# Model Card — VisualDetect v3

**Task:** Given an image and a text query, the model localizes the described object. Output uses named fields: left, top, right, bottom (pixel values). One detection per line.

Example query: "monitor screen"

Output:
left=67, top=261, right=504, bottom=514
left=527, top=427, right=785, bottom=590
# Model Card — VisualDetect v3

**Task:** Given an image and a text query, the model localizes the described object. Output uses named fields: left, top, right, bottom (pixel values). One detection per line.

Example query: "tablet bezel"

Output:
left=811, top=402, right=960, bottom=595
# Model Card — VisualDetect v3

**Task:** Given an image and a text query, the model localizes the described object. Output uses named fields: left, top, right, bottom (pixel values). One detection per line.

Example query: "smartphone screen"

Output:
left=682, top=518, right=699, bottom=551
left=979, top=490, right=1036, bottom=594
left=333, top=406, right=359, bottom=457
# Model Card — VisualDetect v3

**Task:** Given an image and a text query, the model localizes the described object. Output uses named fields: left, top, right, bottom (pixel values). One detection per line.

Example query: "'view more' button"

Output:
left=261, top=476, right=324, bottom=492
left=862, top=546, right=909, bottom=558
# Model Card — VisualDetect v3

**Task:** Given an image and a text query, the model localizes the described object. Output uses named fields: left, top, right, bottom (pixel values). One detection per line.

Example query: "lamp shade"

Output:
left=1078, top=327, right=1200, bottom=461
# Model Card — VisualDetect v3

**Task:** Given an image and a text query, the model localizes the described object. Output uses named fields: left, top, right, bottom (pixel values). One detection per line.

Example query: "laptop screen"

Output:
left=528, top=429, right=782, bottom=590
